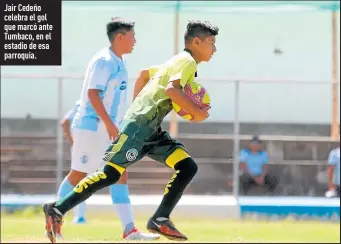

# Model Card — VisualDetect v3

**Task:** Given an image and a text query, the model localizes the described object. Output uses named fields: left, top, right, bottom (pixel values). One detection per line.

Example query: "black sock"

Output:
left=153, top=157, right=198, bottom=219
left=54, top=164, right=121, bottom=215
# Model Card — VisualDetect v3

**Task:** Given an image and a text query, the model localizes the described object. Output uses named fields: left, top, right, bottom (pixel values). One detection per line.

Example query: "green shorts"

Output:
left=102, top=126, right=187, bottom=169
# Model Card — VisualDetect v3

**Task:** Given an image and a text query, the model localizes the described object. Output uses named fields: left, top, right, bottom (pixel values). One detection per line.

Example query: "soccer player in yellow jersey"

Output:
left=43, top=20, right=218, bottom=242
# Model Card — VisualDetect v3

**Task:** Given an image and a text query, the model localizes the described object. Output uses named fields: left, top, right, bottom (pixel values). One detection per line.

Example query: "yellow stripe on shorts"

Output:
left=165, top=148, right=190, bottom=169
left=111, top=133, right=128, bottom=152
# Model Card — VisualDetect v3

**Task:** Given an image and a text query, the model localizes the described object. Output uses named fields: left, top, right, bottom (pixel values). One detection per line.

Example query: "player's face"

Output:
left=121, top=29, right=136, bottom=54
left=198, top=35, right=216, bottom=62
left=250, top=142, right=261, bottom=152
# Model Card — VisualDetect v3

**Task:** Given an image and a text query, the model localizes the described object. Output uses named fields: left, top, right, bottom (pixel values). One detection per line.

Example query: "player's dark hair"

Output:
left=251, top=135, right=262, bottom=144
left=106, top=17, right=135, bottom=42
left=184, top=20, right=219, bottom=44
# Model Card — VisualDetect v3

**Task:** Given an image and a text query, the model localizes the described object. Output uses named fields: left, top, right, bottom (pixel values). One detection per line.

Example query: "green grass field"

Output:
left=1, top=209, right=340, bottom=243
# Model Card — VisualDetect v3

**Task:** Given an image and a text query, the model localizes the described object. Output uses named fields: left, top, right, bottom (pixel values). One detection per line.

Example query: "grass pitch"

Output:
left=1, top=208, right=340, bottom=243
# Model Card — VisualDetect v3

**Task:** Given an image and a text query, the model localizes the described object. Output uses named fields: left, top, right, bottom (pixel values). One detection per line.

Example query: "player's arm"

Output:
left=133, top=66, right=159, bottom=100
left=133, top=69, right=150, bottom=100
left=87, top=59, right=118, bottom=139
left=88, top=92, right=118, bottom=140
left=239, top=162, right=248, bottom=174
left=327, top=150, right=337, bottom=190
left=165, top=80, right=207, bottom=119
left=165, top=62, right=208, bottom=121
left=260, top=153, right=269, bottom=179
left=239, top=150, right=250, bottom=174
left=60, top=119, right=73, bottom=145
left=60, top=105, right=78, bottom=145
left=88, top=90, right=112, bottom=125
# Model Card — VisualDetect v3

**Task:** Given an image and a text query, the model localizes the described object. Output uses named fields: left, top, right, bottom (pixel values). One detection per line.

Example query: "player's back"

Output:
left=73, top=47, right=129, bottom=132
left=121, top=51, right=197, bottom=133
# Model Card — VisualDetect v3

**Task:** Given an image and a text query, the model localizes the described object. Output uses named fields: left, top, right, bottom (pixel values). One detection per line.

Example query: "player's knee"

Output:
left=103, top=163, right=123, bottom=184
left=269, top=175, right=279, bottom=187
left=174, top=157, right=198, bottom=180
left=166, top=148, right=191, bottom=169
left=67, top=170, right=87, bottom=186
left=117, top=170, right=128, bottom=184
left=240, top=173, right=250, bottom=183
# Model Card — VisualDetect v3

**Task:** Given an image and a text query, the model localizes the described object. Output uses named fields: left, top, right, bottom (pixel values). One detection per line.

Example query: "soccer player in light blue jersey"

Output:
left=49, top=17, right=159, bottom=241
left=58, top=100, right=87, bottom=227
left=326, top=144, right=340, bottom=198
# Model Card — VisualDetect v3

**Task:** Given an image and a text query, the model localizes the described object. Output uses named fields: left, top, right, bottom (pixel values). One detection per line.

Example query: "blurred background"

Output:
left=1, top=0, right=340, bottom=231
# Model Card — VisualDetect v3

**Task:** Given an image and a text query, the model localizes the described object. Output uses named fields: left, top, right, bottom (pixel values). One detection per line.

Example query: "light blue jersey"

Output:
left=328, top=147, right=340, bottom=186
left=239, top=148, right=269, bottom=176
left=73, top=47, right=128, bottom=132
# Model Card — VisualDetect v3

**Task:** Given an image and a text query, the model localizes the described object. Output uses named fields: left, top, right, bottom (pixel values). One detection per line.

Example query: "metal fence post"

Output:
left=233, top=80, right=241, bottom=219
left=56, top=78, right=63, bottom=193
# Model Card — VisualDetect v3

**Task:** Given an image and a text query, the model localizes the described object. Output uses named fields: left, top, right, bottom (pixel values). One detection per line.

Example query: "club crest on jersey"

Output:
left=126, top=148, right=138, bottom=161
left=120, top=81, right=127, bottom=90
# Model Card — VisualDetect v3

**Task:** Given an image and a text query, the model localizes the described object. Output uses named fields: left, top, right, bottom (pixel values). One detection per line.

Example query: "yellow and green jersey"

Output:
left=120, top=51, right=197, bottom=136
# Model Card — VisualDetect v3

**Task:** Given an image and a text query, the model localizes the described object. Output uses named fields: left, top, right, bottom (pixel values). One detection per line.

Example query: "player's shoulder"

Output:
left=260, top=150, right=269, bottom=157
left=329, top=148, right=340, bottom=157
left=91, top=47, right=119, bottom=67
left=240, top=148, right=250, bottom=155
left=179, top=51, right=196, bottom=63
left=169, top=51, right=196, bottom=67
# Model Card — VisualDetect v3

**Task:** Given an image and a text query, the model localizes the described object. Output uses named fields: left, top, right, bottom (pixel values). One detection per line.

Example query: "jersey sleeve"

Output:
left=63, top=103, right=79, bottom=122
left=239, top=149, right=248, bottom=163
left=169, top=60, right=197, bottom=87
left=328, top=149, right=338, bottom=165
left=262, top=152, right=269, bottom=164
left=87, top=59, right=112, bottom=91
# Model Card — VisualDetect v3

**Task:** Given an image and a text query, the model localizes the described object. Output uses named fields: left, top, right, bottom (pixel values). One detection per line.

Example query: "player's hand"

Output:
left=191, top=106, right=210, bottom=123
left=254, top=176, right=264, bottom=185
left=65, top=134, right=73, bottom=146
left=68, top=137, right=73, bottom=146
left=105, top=122, right=119, bottom=140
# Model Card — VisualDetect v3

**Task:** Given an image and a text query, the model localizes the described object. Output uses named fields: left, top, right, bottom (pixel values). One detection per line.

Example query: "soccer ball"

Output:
left=172, top=81, right=211, bottom=120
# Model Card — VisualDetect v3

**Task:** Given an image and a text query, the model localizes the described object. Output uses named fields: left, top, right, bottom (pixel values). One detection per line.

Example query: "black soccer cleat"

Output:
left=42, top=202, right=64, bottom=243
left=147, top=217, right=188, bottom=241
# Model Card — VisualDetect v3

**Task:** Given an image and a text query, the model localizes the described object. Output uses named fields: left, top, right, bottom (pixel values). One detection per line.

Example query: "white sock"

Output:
left=110, top=184, right=135, bottom=234
left=116, top=204, right=135, bottom=234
